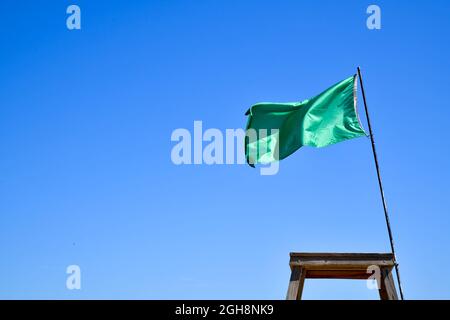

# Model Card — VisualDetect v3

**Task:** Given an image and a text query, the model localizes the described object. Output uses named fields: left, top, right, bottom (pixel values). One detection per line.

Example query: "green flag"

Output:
left=245, top=75, right=366, bottom=166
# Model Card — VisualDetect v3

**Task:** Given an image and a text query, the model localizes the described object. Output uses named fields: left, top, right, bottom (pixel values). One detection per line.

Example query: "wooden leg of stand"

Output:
left=286, top=266, right=306, bottom=300
left=378, top=267, right=399, bottom=300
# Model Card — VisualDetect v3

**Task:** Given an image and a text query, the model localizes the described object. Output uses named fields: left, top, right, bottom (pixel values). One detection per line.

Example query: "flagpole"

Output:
left=357, top=67, right=404, bottom=300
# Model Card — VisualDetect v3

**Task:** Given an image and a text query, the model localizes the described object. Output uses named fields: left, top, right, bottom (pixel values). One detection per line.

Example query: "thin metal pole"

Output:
left=357, top=67, right=404, bottom=300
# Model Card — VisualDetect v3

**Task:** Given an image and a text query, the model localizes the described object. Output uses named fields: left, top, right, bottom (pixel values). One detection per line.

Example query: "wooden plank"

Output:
left=305, top=269, right=372, bottom=280
left=290, top=260, right=395, bottom=269
left=290, top=252, right=394, bottom=258
left=289, top=253, right=396, bottom=270
left=290, top=252, right=394, bottom=262
left=286, top=266, right=306, bottom=300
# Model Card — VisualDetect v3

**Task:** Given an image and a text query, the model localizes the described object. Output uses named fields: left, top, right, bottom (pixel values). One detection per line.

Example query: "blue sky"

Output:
left=1, top=0, right=450, bottom=299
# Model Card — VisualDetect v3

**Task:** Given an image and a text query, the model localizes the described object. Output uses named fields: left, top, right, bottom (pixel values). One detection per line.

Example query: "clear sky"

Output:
left=1, top=0, right=450, bottom=299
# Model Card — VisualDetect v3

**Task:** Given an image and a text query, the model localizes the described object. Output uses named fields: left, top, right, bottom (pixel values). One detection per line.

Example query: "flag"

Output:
left=244, top=75, right=367, bottom=166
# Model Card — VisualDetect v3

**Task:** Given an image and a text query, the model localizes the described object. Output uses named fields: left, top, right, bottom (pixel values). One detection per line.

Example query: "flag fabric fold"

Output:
left=244, top=75, right=367, bottom=166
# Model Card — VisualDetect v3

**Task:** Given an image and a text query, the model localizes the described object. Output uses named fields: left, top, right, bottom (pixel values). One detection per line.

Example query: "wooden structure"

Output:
left=286, top=253, right=399, bottom=300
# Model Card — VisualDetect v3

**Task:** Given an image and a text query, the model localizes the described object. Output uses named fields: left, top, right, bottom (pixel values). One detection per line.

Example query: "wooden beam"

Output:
left=305, top=269, right=373, bottom=279
left=290, top=260, right=395, bottom=269
left=289, top=253, right=395, bottom=270
left=290, top=253, right=394, bottom=260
